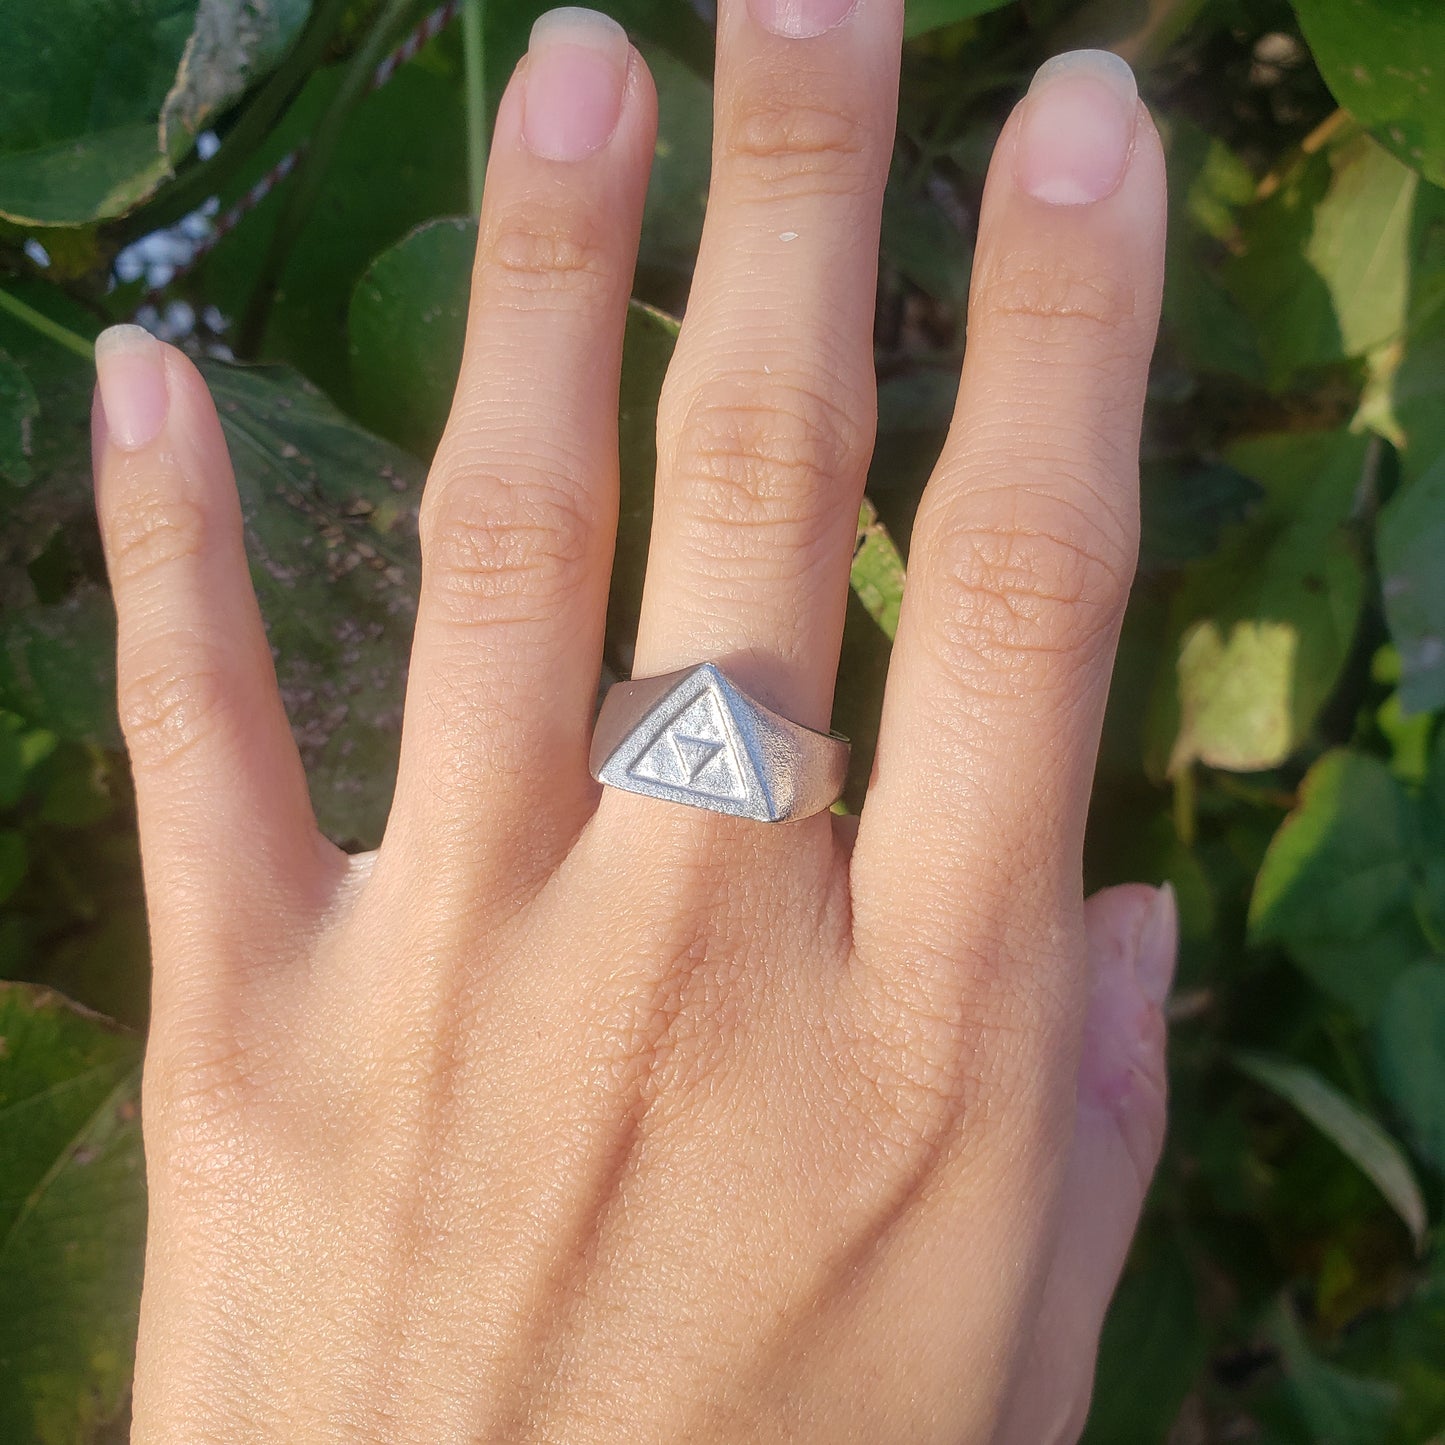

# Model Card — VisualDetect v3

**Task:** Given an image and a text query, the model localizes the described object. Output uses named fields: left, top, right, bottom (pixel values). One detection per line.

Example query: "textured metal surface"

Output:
left=590, top=663, right=850, bottom=822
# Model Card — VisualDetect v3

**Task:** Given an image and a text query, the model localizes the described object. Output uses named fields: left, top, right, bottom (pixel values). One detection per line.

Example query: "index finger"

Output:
left=851, top=52, right=1166, bottom=985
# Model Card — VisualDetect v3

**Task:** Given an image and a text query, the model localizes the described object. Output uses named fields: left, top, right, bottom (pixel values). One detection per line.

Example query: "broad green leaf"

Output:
left=0, top=284, right=428, bottom=849
left=903, top=0, right=1014, bottom=39
left=1236, top=1050, right=1428, bottom=1251
left=1376, top=964, right=1445, bottom=1173
left=350, top=217, right=476, bottom=458
left=1227, top=132, right=1418, bottom=387
left=0, top=983, right=145, bottom=1444
left=1293, top=0, right=1445, bottom=188
left=204, top=361, right=424, bottom=848
left=0, top=0, right=310, bottom=226
left=198, top=54, right=469, bottom=403
left=1149, top=432, right=1367, bottom=777
left=1378, top=450, right=1445, bottom=714
left=0, top=345, right=38, bottom=486
left=1249, top=750, right=1425, bottom=1017
left=1081, top=1238, right=1205, bottom=1445
left=1268, top=1297, right=1402, bottom=1445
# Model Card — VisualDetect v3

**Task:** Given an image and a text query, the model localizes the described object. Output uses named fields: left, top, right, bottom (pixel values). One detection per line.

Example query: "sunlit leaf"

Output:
left=1149, top=432, right=1367, bottom=777
left=1227, top=132, right=1418, bottom=387
left=1293, top=0, right=1445, bottom=187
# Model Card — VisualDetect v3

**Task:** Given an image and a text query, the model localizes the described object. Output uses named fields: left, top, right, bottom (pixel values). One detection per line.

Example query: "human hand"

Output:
left=91, top=3, right=1170, bottom=1439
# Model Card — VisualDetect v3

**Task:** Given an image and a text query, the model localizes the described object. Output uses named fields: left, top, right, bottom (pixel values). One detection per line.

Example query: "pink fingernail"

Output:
left=747, top=0, right=858, bottom=39
left=1015, top=49, right=1138, bottom=206
left=1135, top=882, right=1178, bottom=1007
left=522, top=7, right=630, bottom=162
left=94, top=325, right=169, bottom=452
left=1077, top=883, right=1176, bottom=1109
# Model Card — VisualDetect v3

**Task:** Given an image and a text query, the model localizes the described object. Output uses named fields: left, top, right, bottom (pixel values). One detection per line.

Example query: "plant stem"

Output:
left=461, top=0, right=489, bottom=216
left=110, top=0, right=355, bottom=244
left=236, top=0, right=423, bottom=357
left=0, top=288, right=95, bottom=361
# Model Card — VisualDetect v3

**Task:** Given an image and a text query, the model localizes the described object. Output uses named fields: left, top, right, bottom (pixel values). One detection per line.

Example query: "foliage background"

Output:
left=2, top=0, right=1444, bottom=1439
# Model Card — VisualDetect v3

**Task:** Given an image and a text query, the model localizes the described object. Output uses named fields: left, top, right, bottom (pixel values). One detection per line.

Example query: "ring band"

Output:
left=589, top=663, right=850, bottom=822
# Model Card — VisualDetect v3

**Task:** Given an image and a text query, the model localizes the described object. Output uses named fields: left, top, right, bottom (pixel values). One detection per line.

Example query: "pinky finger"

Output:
left=997, top=882, right=1177, bottom=1445
left=92, top=326, right=341, bottom=962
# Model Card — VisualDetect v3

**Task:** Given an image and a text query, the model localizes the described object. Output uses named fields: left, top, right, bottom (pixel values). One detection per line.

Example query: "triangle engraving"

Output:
left=627, top=685, right=748, bottom=802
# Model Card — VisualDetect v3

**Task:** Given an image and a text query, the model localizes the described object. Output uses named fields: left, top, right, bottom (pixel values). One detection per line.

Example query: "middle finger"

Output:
left=629, top=0, right=902, bottom=735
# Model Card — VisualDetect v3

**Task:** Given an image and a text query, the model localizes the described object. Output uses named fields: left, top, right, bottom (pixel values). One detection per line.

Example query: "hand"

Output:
left=91, top=4, right=1170, bottom=1440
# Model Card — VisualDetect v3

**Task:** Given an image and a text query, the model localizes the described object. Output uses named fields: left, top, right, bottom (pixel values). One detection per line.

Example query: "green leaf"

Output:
left=1293, top=0, right=1445, bottom=187
left=1268, top=1296, right=1402, bottom=1445
left=1378, top=449, right=1445, bottom=714
left=0, top=346, right=39, bottom=487
left=1227, top=132, right=1418, bottom=387
left=0, top=983, right=145, bottom=1444
left=0, top=0, right=311, bottom=227
left=1250, top=750, right=1426, bottom=1017
left=0, top=285, right=430, bottom=848
left=350, top=217, right=476, bottom=458
left=1149, top=432, right=1367, bottom=777
left=1081, top=1238, right=1206, bottom=1445
left=851, top=498, right=905, bottom=640
left=1376, top=964, right=1445, bottom=1173
left=1236, top=1050, right=1428, bottom=1252
left=199, top=50, right=470, bottom=402
left=204, top=360, right=425, bottom=848
left=903, top=0, right=1014, bottom=39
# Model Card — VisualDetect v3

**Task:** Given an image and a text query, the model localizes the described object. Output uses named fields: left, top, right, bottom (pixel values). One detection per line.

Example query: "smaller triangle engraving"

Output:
left=627, top=685, right=747, bottom=802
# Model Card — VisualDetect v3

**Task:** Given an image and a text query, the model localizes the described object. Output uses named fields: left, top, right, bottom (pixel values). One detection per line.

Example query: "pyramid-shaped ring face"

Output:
left=628, top=688, right=749, bottom=802
left=593, top=664, right=776, bottom=820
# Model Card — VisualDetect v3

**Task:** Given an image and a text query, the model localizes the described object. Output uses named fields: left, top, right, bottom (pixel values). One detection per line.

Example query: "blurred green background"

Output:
left=2, top=0, right=1444, bottom=1439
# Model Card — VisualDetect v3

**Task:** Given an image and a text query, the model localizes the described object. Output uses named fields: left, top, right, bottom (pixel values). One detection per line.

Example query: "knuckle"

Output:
left=664, top=375, right=874, bottom=561
left=419, top=466, right=595, bottom=627
left=118, top=635, right=227, bottom=770
left=976, top=248, right=1139, bottom=344
left=915, top=484, right=1134, bottom=692
left=104, top=487, right=209, bottom=588
left=480, top=201, right=617, bottom=308
left=723, top=87, right=870, bottom=197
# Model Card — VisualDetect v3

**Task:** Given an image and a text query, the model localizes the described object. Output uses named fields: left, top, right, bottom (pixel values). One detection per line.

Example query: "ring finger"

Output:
left=626, top=0, right=902, bottom=739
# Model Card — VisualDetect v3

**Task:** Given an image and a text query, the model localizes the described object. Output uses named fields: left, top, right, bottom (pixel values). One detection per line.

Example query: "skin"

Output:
left=92, top=2, right=1171, bottom=1440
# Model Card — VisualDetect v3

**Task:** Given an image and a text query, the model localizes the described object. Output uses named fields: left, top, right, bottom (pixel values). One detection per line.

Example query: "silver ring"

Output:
left=589, top=663, right=850, bottom=822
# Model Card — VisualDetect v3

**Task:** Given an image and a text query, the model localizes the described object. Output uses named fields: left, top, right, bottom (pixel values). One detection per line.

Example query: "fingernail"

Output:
left=1135, top=882, right=1178, bottom=1008
left=94, top=325, right=169, bottom=452
left=747, top=0, right=858, bottom=40
left=1015, top=49, right=1138, bottom=206
left=522, top=7, right=630, bottom=162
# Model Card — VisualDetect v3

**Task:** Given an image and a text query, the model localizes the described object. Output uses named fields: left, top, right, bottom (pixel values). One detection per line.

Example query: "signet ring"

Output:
left=589, top=663, right=850, bottom=823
